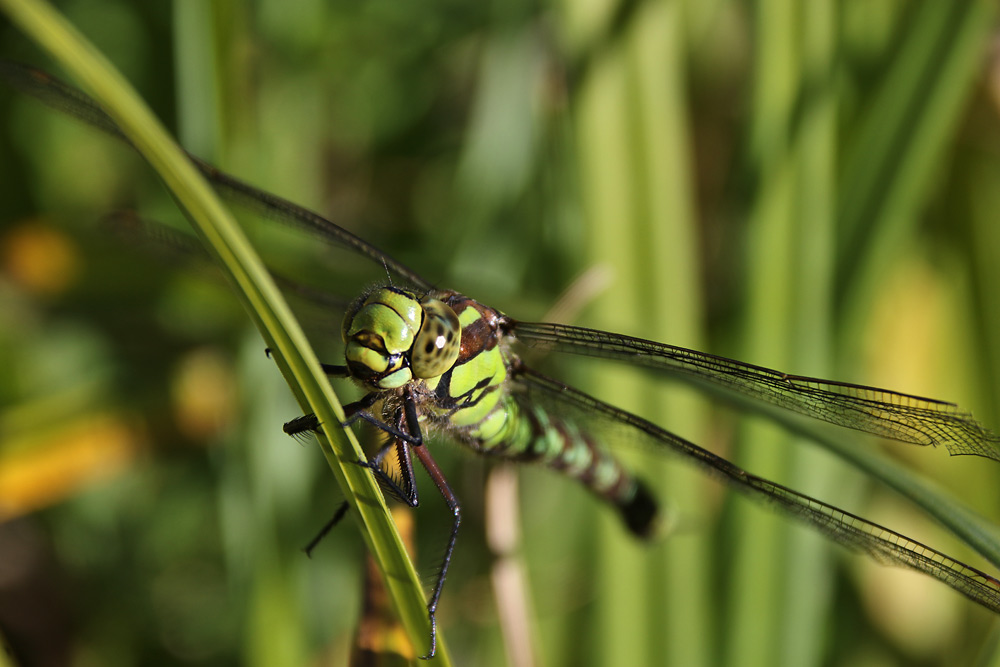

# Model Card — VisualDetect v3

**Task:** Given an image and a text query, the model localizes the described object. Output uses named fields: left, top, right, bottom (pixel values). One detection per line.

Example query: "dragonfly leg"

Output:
left=284, top=413, right=320, bottom=436
left=283, top=393, right=387, bottom=436
left=303, top=500, right=350, bottom=557
left=342, top=392, right=381, bottom=417
left=341, top=392, right=423, bottom=445
left=304, top=429, right=420, bottom=554
left=358, top=438, right=421, bottom=507
left=320, top=363, right=349, bottom=376
left=297, top=433, right=394, bottom=556
left=345, top=410, right=422, bottom=445
left=264, top=348, right=347, bottom=378
left=281, top=392, right=378, bottom=435
left=411, top=443, right=460, bottom=660
left=284, top=388, right=425, bottom=445
left=357, top=393, right=423, bottom=505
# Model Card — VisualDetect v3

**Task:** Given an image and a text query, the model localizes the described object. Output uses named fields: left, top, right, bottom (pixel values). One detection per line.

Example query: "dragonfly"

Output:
left=6, top=61, right=1000, bottom=659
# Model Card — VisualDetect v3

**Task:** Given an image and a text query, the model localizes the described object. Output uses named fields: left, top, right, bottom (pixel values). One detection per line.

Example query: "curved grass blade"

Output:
left=0, top=0, right=446, bottom=660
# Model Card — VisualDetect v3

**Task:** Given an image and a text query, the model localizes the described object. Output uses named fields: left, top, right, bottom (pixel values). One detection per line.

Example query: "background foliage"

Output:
left=2, top=1, right=1000, bottom=665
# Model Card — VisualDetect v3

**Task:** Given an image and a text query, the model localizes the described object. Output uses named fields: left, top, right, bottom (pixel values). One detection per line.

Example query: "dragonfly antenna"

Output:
left=382, top=258, right=394, bottom=286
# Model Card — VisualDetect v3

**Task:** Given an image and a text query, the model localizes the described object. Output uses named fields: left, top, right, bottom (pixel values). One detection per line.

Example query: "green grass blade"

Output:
left=564, top=1, right=711, bottom=664
left=728, top=1, right=803, bottom=663
left=0, top=0, right=446, bottom=660
left=838, top=0, right=996, bottom=333
left=625, top=4, right=712, bottom=664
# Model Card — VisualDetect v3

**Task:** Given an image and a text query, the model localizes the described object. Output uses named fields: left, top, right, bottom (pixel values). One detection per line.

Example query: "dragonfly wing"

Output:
left=511, top=366, right=1000, bottom=615
left=511, top=320, right=1000, bottom=460
left=0, top=61, right=435, bottom=292
left=107, top=211, right=351, bottom=311
left=188, top=154, right=435, bottom=291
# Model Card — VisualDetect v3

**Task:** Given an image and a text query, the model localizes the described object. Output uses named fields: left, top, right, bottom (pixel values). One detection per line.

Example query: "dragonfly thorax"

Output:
left=342, top=287, right=461, bottom=390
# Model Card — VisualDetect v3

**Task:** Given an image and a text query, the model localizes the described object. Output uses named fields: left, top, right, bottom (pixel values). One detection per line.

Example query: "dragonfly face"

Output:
left=342, top=286, right=461, bottom=390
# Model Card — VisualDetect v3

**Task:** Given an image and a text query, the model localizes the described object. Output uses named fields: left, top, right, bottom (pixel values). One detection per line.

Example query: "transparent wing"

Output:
left=512, top=367, right=1000, bottom=614
left=0, top=61, right=435, bottom=292
left=511, top=320, right=1000, bottom=460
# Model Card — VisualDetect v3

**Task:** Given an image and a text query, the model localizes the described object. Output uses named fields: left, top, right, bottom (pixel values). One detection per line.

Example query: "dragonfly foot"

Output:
left=284, top=414, right=319, bottom=436
left=417, top=611, right=437, bottom=660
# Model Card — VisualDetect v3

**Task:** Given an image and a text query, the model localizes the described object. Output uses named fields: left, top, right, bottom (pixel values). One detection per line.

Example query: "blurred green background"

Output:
left=3, top=1, right=1000, bottom=665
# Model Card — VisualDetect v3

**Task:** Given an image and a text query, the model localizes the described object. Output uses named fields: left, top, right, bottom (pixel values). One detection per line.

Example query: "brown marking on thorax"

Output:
left=433, top=290, right=505, bottom=362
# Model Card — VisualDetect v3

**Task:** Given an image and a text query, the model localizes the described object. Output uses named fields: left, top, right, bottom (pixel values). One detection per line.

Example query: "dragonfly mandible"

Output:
left=5, top=61, right=1000, bottom=659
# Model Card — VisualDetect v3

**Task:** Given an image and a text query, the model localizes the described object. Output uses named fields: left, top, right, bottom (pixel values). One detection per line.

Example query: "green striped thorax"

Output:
left=343, top=287, right=462, bottom=390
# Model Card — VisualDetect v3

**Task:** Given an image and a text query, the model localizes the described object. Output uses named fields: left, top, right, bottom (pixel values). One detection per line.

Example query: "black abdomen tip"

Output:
left=619, top=480, right=659, bottom=539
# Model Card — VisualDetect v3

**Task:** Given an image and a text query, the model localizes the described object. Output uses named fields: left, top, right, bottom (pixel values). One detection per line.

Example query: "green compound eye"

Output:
left=411, top=298, right=461, bottom=379
left=341, top=288, right=422, bottom=389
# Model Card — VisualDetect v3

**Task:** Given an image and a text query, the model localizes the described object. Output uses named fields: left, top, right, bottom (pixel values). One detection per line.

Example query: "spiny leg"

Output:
left=290, top=390, right=423, bottom=537
left=284, top=410, right=357, bottom=555
left=282, top=392, right=383, bottom=553
left=282, top=387, right=378, bottom=436
left=345, top=389, right=423, bottom=446
left=302, top=443, right=418, bottom=556
left=284, top=391, right=421, bottom=446
left=359, top=438, right=420, bottom=507
left=284, top=413, right=321, bottom=437
left=353, top=387, right=425, bottom=502
left=346, top=410, right=422, bottom=445
left=292, top=428, right=419, bottom=557
left=350, top=391, right=422, bottom=505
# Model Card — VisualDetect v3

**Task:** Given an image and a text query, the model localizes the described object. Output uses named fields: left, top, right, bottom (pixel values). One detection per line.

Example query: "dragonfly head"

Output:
left=342, top=287, right=461, bottom=390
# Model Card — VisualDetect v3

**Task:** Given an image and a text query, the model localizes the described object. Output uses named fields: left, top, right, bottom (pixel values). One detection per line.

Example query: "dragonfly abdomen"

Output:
left=464, top=396, right=659, bottom=538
